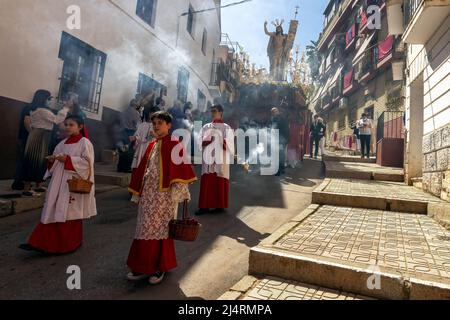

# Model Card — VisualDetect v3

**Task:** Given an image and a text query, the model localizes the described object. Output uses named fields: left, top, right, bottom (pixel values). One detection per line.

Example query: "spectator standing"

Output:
left=22, top=90, right=69, bottom=197
left=357, top=113, right=373, bottom=159
left=117, top=99, right=142, bottom=173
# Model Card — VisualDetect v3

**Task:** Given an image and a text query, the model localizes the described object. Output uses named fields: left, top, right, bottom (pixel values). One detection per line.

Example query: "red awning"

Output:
left=378, top=35, right=394, bottom=61
left=344, top=69, right=354, bottom=89
left=360, top=9, right=367, bottom=29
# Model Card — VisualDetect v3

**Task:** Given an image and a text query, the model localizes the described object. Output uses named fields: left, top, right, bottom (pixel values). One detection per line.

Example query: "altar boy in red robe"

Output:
left=19, top=115, right=97, bottom=254
left=127, top=111, right=197, bottom=285
left=196, top=104, right=234, bottom=215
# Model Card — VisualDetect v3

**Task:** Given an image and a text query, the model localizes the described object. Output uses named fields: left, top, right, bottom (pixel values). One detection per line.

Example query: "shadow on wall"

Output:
left=0, top=96, right=27, bottom=179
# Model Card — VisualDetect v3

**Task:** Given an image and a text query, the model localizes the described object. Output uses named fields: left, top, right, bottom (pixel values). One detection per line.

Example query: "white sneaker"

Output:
left=126, top=272, right=149, bottom=281
left=148, top=272, right=165, bottom=285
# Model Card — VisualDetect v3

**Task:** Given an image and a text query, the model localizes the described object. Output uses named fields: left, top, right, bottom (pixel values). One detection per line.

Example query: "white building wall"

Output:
left=0, top=0, right=221, bottom=121
left=405, top=14, right=450, bottom=199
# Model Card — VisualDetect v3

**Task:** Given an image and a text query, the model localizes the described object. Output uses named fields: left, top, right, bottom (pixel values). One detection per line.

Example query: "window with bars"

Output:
left=136, top=0, right=158, bottom=28
left=137, top=73, right=167, bottom=98
left=177, top=67, right=190, bottom=103
left=57, top=32, right=107, bottom=114
left=201, top=28, right=208, bottom=56
left=187, top=4, right=195, bottom=37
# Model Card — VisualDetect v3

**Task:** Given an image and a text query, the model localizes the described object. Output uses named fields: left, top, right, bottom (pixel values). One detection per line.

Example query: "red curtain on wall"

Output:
left=378, top=35, right=394, bottom=61
left=344, top=69, right=354, bottom=89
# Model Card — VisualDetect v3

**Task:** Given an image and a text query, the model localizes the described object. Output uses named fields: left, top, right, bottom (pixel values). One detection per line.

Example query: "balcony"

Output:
left=402, top=0, right=450, bottom=44
left=318, top=0, right=355, bottom=52
left=209, top=62, right=238, bottom=89
left=343, top=68, right=356, bottom=95
left=359, top=0, right=386, bottom=33
left=359, top=48, right=378, bottom=83
left=345, top=24, right=358, bottom=50
left=377, top=35, right=395, bottom=68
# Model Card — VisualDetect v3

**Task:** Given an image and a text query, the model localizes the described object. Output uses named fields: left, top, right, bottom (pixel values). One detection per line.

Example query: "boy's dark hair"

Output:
left=65, top=114, right=85, bottom=136
left=151, top=111, right=173, bottom=124
left=65, top=114, right=85, bottom=126
left=143, top=106, right=161, bottom=122
left=211, top=104, right=224, bottom=113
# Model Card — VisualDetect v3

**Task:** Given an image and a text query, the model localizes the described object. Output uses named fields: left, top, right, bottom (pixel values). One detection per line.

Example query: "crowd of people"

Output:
left=12, top=90, right=88, bottom=196
left=309, top=112, right=373, bottom=159
left=14, top=88, right=237, bottom=285
left=12, top=85, right=327, bottom=286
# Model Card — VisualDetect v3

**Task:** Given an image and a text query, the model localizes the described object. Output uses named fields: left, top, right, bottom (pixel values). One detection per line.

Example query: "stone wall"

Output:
left=422, top=124, right=450, bottom=200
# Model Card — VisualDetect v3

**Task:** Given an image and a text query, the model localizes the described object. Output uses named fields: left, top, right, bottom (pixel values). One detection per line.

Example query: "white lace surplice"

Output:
left=135, top=141, right=190, bottom=240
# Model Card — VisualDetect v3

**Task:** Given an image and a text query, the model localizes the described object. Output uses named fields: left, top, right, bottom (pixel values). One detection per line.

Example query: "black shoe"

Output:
left=19, top=243, right=43, bottom=253
left=213, top=208, right=226, bottom=214
left=195, top=209, right=210, bottom=216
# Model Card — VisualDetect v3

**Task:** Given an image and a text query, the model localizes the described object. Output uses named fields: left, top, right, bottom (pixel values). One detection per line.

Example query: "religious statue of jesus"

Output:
left=264, top=20, right=289, bottom=81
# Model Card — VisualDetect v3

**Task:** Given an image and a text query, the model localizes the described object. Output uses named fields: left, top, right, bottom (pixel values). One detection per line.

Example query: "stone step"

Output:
left=411, top=177, right=423, bottom=190
left=0, top=183, right=121, bottom=217
left=249, top=205, right=450, bottom=300
left=219, top=275, right=375, bottom=300
left=94, top=163, right=131, bottom=187
left=323, top=154, right=376, bottom=164
left=312, top=178, right=443, bottom=214
left=101, top=149, right=119, bottom=165
left=325, top=161, right=404, bottom=182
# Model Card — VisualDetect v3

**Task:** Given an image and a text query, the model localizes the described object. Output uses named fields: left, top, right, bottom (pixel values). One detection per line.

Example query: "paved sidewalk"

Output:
left=325, top=161, right=404, bottom=182
left=0, top=179, right=120, bottom=217
left=249, top=205, right=450, bottom=300
left=219, top=276, right=374, bottom=300
left=313, top=178, right=443, bottom=214
left=322, top=154, right=376, bottom=164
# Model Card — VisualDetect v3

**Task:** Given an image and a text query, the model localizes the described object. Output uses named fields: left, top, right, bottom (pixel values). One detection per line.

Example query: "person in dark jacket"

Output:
left=310, top=114, right=326, bottom=159
left=271, top=107, right=289, bottom=176
left=11, top=95, right=35, bottom=190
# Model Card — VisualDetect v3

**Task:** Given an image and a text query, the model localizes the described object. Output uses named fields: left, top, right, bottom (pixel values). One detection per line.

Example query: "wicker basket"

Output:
left=169, top=200, right=201, bottom=242
left=67, top=163, right=93, bottom=194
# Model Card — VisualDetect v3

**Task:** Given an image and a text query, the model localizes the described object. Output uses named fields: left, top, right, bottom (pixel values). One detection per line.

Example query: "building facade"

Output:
left=310, top=0, right=405, bottom=165
left=387, top=0, right=450, bottom=200
left=0, top=0, right=222, bottom=178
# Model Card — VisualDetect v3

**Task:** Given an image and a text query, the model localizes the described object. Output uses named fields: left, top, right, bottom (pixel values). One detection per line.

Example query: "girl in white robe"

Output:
left=20, top=115, right=97, bottom=254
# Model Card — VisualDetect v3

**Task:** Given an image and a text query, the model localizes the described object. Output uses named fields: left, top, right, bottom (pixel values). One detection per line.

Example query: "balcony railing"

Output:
left=403, top=0, right=424, bottom=26
left=210, top=62, right=239, bottom=87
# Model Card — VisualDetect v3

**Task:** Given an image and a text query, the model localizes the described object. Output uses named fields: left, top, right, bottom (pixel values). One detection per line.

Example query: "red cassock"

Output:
left=198, top=120, right=231, bottom=210
left=127, top=135, right=197, bottom=275
left=28, top=134, right=85, bottom=254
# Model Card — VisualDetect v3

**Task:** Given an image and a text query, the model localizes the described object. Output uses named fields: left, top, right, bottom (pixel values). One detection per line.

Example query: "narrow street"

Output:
left=1, top=0, right=450, bottom=305
left=0, top=161, right=323, bottom=300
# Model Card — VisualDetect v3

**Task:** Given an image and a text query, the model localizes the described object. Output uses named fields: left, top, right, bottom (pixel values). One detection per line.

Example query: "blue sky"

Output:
left=221, top=0, right=329, bottom=69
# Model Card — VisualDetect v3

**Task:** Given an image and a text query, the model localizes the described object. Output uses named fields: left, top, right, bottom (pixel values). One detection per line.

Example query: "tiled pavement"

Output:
left=324, top=161, right=404, bottom=182
left=312, top=179, right=443, bottom=214
left=274, top=206, right=450, bottom=284
left=220, top=276, right=374, bottom=300
left=320, top=179, right=439, bottom=202
left=221, top=158, right=450, bottom=300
